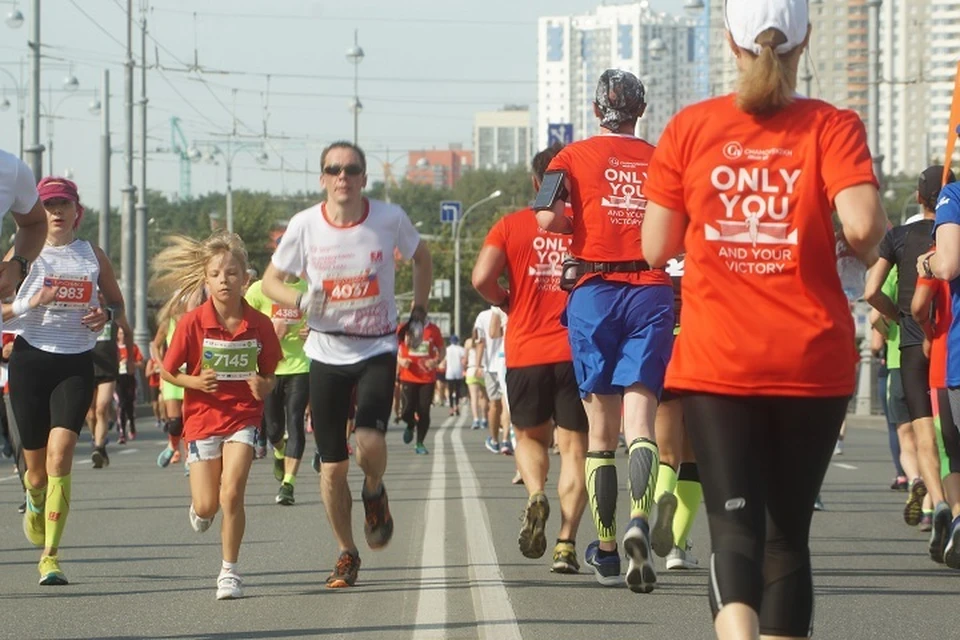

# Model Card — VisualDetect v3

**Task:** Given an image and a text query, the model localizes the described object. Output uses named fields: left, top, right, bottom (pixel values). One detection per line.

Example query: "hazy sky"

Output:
left=0, top=0, right=675, bottom=206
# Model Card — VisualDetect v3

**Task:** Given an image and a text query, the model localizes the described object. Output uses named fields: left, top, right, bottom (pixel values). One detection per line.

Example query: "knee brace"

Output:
left=166, top=417, right=183, bottom=437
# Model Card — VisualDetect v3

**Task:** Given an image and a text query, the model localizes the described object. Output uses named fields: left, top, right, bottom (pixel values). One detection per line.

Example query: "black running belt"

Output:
left=580, top=260, right=652, bottom=274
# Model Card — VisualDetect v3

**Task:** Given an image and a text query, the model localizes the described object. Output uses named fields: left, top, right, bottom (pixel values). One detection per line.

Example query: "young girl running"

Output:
left=154, top=232, right=281, bottom=600
left=3, top=177, right=122, bottom=585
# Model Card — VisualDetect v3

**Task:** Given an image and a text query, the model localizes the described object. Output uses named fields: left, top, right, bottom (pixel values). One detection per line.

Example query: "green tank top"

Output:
left=244, top=279, right=309, bottom=376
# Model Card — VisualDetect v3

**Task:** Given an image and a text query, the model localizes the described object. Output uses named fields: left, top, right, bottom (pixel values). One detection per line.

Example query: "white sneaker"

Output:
left=665, top=544, right=699, bottom=570
left=216, top=568, right=243, bottom=600
left=189, top=504, right=214, bottom=533
left=833, top=440, right=844, bottom=456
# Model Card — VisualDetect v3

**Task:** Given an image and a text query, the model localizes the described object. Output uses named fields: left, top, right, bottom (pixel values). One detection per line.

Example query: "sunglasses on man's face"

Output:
left=323, top=164, right=364, bottom=177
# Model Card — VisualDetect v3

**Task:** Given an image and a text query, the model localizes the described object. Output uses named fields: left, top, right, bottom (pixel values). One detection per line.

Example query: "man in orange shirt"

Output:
left=397, top=318, right=445, bottom=455
left=473, top=143, right=589, bottom=574
left=535, top=70, right=674, bottom=593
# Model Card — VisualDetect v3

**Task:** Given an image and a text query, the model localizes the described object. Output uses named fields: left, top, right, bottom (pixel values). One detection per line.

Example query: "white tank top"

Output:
left=15, top=239, right=102, bottom=354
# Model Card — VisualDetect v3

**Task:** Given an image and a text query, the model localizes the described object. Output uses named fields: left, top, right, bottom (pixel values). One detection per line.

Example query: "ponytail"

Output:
left=735, top=28, right=801, bottom=115
left=150, top=231, right=249, bottom=312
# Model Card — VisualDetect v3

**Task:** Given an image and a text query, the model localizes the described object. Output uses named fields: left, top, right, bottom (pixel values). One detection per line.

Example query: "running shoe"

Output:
left=890, top=476, right=908, bottom=492
left=362, top=484, right=394, bottom=549
left=117, top=431, right=126, bottom=445
left=403, top=426, right=414, bottom=445
left=449, top=407, right=456, bottom=417
left=665, top=542, right=700, bottom=571
left=326, top=550, right=361, bottom=588
left=471, top=420, right=482, bottom=430
left=518, top=492, right=550, bottom=559
left=919, top=513, right=933, bottom=532
left=272, top=455, right=284, bottom=483
left=944, top=515, right=960, bottom=570
left=583, top=540, right=621, bottom=586
left=23, top=498, right=44, bottom=546
left=500, top=440, right=514, bottom=456
left=216, top=568, right=243, bottom=600
left=18, top=500, right=26, bottom=514
left=833, top=439, right=844, bottom=456
left=623, top=517, right=657, bottom=594
left=814, top=495, right=825, bottom=511
left=91, top=446, right=109, bottom=469
left=276, top=482, right=295, bottom=506
left=38, top=555, right=68, bottom=586
left=904, top=478, right=928, bottom=526
left=930, top=502, right=952, bottom=563
left=184, top=461, right=190, bottom=477
left=484, top=437, right=500, bottom=454
left=551, top=541, right=580, bottom=574
left=511, top=470, right=524, bottom=485
left=312, top=450, right=321, bottom=474
left=255, top=444, right=267, bottom=460
left=129, top=424, right=137, bottom=439
left=481, top=419, right=489, bottom=430
left=189, top=504, right=214, bottom=533
left=651, top=493, right=678, bottom=558
left=415, top=443, right=429, bottom=455
left=157, top=447, right=175, bottom=468
left=346, top=441, right=354, bottom=456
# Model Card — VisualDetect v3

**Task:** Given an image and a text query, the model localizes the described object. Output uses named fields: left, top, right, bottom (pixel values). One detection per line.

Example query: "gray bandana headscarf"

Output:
left=595, top=69, right=645, bottom=129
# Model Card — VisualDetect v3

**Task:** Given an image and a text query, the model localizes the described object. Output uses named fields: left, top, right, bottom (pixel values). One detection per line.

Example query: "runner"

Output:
left=918, top=172, right=960, bottom=568
left=153, top=296, right=191, bottom=470
left=397, top=314, right=444, bottom=454
left=535, top=69, right=673, bottom=593
left=115, top=324, right=143, bottom=443
left=260, top=140, right=432, bottom=588
left=5, top=176, right=123, bottom=586
left=444, top=335, right=466, bottom=417
left=245, top=273, right=310, bottom=505
left=473, top=142, right=589, bottom=573
left=464, top=337, right=487, bottom=430
left=474, top=307, right=507, bottom=453
left=145, top=354, right=166, bottom=430
left=641, top=0, right=887, bottom=634
left=153, top=231, right=282, bottom=599
left=866, top=166, right=954, bottom=537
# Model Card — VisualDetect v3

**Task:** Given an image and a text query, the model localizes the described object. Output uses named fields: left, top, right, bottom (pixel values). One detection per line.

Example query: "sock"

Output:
left=673, top=463, right=703, bottom=549
left=654, top=463, right=678, bottom=503
left=273, top=440, right=286, bottom=459
left=585, top=451, right=618, bottom=543
left=282, top=473, right=296, bottom=487
left=922, top=509, right=934, bottom=518
left=24, top=475, right=46, bottom=510
left=627, top=438, right=659, bottom=520
left=44, top=474, right=72, bottom=550
left=221, top=560, right=237, bottom=573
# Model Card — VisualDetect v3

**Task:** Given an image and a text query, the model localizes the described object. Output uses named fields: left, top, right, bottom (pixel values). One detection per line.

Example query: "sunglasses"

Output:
left=323, top=164, right=364, bottom=177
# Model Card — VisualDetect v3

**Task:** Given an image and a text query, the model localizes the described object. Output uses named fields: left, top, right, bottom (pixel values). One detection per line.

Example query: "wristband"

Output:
left=11, top=298, right=29, bottom=316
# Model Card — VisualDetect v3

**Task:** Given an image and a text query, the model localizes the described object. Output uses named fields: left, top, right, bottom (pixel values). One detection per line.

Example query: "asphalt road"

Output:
left=1, top=410, right=958, bottom=640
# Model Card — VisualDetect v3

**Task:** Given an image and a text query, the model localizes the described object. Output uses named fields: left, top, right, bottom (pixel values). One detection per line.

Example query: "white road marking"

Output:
left=452, top=418, right=523, bottom=640
left=117, top=448, right=139, bottom=455
left=833, top=463, right=858, bottom=470
left=0, top=473, right=20, bottom=483
left=412, top=415, right=456, bottom=639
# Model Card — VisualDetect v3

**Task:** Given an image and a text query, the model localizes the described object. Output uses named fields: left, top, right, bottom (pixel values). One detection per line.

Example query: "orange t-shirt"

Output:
left=918, top=275, right=951, bottom=390
left=644, top=95, right=878, bottom=397
left=546, top=134, right=671, bottom=288
left=483, top=208, right=573, bottom=368
left=398, top=322, right=445, bottom=385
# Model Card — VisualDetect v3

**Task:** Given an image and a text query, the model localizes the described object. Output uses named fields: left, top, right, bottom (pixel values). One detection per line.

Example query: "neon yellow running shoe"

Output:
left=38, top=555, right=68, bottom=586
left=22, top=499, right=45, bottom=547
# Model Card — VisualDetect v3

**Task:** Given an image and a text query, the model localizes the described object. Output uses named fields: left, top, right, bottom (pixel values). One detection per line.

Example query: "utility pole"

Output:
left=134, top=4, right=150, bottom=357
left=99, top=69, right=110, bottom=253
left=121, top=0, right=136, bottom=316
left=25, top=0, right=42, bottom=181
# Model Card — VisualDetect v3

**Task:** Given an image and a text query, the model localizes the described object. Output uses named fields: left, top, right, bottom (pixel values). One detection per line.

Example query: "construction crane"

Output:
left=170, top=116, right=200, bottom=199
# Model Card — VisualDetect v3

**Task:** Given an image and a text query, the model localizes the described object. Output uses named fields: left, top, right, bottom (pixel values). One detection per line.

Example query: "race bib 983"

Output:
left=201, top=338, right=259, bottom=380
left=45, top=274, right=94, bottom=310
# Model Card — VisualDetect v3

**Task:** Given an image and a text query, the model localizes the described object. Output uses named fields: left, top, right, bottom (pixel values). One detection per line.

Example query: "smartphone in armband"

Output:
left=533, top=171, right=568, bottom=211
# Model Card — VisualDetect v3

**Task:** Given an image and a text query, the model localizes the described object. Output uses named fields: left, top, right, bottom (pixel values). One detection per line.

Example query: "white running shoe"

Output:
left=189, top=504, right=214, bottom=533
left=216, top=568, right=243, bottom=600
left=665, top=544, right=699, bottom=570
left=833, top=440, right=844, bottom=456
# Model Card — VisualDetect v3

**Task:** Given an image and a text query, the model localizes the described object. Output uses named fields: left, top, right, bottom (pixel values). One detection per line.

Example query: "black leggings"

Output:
left=116, top=374, right=137, bottom=434
left=401, top=382, right=434, bottom=444
left=900, top=345, right=933, bottom=420
left=682, top=393, right=847, bottom=638
left=263, top=373, right=309, bottom=460
left=447, top=378, right=464, bottom=408
left=941, top=388, right=960, bottom=474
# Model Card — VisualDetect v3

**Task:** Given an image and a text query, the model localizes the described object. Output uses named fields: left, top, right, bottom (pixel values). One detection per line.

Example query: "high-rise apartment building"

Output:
left=928, top=0, right=960, bottom=168
left=473, top=107, right=533, bottom=170
left=536, top=1, right=699, bottom=149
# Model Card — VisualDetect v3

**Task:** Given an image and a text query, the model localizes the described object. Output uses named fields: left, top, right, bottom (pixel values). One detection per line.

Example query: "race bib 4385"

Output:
left=271, top=304, right=303, bottom=324
left=201, top=338, right=259, bottom=380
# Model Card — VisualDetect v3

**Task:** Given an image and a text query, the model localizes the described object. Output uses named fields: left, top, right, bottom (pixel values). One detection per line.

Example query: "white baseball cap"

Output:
left=725, top=0, right=809, bottom=56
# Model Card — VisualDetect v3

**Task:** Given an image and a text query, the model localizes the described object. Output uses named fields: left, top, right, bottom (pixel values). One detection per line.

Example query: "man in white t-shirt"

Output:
left=475, top=306, right=510, bottom=454
left=443, top=335, right=466, bottom=416
left=262, top=141, right=432, bottom=590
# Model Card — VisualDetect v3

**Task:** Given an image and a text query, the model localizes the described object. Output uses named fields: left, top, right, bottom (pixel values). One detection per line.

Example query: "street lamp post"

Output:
left=26, top=0, right=43, bottom=180
left=199, top=139, right=268, bottom=233
left=346, top=29, right=364, bottom=146
left=453, top=189, right=502, bottom=337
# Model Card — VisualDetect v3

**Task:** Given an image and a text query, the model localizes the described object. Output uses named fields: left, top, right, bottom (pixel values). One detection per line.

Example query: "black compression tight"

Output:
left=401, top=382, right=434, bottom=444
left=682, top=393, right=847, bottom=637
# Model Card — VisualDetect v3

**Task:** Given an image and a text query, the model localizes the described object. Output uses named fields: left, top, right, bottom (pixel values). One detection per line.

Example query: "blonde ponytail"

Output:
left=150, top=231, right=249, bottom=311
left=735, top=28, right=801, bottom=115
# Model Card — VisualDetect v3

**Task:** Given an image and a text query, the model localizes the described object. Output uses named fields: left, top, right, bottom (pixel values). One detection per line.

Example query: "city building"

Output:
left=404, top=146, right=473, bottom=189
left=536, top=1, right=699, bottom=149
left=474, top=106, right=533, bottom=170
left=927, top=0, right=960, bottom=169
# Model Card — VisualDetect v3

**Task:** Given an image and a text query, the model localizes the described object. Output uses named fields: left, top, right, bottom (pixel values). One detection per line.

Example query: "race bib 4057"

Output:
left=321, top=271, right=381, bottom=310
left=201, top=338, right=259, bottom=380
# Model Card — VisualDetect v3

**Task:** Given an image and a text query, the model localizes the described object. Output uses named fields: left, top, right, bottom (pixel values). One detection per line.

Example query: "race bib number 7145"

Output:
left=201, top=338, right=259, bottom=380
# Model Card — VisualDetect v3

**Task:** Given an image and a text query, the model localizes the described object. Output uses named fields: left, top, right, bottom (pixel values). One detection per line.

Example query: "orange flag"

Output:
left=944, top=61, right=960, bottom=186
